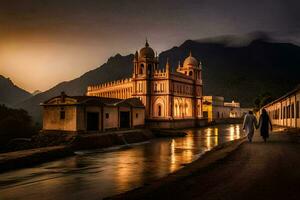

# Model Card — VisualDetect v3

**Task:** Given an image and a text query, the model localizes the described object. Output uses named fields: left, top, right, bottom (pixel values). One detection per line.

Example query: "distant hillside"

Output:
left=17, top=36, right=300, bottom=122
left=0, top=75, right=32, bottom=106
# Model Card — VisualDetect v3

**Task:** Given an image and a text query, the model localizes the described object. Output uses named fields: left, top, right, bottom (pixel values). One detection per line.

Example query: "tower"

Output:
left=132, top=40, right=159, bottom=118
left=180, top=51, right=202, bottom=81
left=133, top=40, right=158, bottom=78
left=178, top=51, right=203, bottom=118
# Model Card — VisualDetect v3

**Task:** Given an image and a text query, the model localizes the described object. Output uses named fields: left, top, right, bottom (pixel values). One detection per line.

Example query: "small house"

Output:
left=41, top=92, right=145, bottom=133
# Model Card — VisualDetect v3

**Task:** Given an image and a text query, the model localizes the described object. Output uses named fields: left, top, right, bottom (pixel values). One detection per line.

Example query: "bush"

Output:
left=0, top=104, right=38, bottom=151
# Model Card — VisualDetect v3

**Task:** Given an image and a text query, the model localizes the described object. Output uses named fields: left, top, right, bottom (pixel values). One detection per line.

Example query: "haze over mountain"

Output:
left=15, top=34, right=300, bottom=122
left=0, top=75, right=32, bottom=106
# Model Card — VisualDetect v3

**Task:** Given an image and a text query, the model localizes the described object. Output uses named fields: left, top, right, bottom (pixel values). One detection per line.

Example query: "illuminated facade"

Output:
left=202, top=96, right=249, bottom=122
left=263, top=85, right=300, bottom=128
left=87, top=41, right=203, bottom=127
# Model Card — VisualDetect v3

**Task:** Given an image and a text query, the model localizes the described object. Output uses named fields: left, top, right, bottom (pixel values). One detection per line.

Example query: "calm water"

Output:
left=0, top=124, right=244, bottom=200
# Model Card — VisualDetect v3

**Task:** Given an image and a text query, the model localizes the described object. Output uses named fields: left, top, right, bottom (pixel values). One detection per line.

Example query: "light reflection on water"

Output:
left=0, top=124, right=244, bottom=200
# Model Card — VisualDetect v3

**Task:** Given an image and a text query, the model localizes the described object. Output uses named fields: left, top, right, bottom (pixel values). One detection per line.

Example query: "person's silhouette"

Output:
left=243, top=111, right=257, bottom=142
left=257, top=108, right=273, bottom=143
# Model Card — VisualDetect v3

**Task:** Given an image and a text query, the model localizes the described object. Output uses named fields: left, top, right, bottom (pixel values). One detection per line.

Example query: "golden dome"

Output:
left=183, top=51, right=198, bottom=68
left=139, top=40, right=155, bottom=58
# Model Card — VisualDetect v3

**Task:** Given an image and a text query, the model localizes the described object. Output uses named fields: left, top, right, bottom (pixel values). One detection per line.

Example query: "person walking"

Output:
left=257, top=108, right=272, bottom=143
left=243, top=111, right=257, bottom=142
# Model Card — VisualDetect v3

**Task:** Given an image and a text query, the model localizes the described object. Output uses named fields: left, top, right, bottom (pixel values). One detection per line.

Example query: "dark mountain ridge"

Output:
left=16, top=36, right=300, bottom=122
left=0, top=75, right=32, bottom=106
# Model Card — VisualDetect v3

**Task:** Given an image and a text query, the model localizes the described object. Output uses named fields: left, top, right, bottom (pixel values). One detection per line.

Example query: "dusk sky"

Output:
left=0, top=0, right=299, bottom=93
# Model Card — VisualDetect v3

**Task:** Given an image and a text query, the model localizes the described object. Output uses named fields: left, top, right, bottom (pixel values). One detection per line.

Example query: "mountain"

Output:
left=17, top=36, right=300, bottom=122
left=0, top=75, right=32, bottom=106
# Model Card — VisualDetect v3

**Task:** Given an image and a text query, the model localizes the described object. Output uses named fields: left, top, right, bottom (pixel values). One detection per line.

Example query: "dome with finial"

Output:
left=183, top=51, right=198, bottom=68
left=139, top=39, right=155, bottom=58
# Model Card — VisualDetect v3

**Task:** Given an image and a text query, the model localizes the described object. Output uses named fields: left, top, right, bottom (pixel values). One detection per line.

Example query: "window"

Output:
left=158, top=105, right=162, bottom=117
left=291, top=103, right=295, bottom=118
left=296, top=101, right=299, bottom=118
left=136, top=113, right=139, bottom=118
left=140, top=64, right=144, bottom=74
left=60, top=110, right=65, bottom=120
left=105, top=113, right=109, bottom=119
left=189, top=71, right=193, bottom=76
left=283, top=106, right=286, bottom=119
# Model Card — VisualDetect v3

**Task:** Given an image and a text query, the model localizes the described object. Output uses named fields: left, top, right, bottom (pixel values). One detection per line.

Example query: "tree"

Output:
left=0, top=104, right=37, bottom=150
left=253, top=92, right=274, bottom=110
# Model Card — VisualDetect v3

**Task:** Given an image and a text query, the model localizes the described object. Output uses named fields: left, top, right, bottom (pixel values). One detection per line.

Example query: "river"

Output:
left=0, top=124, right=244, bottom=200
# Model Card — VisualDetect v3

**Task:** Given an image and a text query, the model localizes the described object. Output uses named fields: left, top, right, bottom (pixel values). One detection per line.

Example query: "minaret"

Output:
left=166, top=58, right=171, bottom=78
left=166, top=58, right=170, bottom=71
left=132, top=39, right=158, bottom=119
left=177, top=60, right=181, bottom=72
left=133, top=50, right=139, bottom=77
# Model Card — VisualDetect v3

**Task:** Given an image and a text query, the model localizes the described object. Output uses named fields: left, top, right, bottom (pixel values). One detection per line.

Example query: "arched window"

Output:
left=189, top=71, right=193, bottom=76
left=140, top=64, right=144, bottom=74
left=185, top=103, right=189, bottom=115
left=158, top=105, right=162, bottom=117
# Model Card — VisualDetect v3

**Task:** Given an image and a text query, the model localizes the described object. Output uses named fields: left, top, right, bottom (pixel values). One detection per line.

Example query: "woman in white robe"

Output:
left=242, top=111, right=258, bottom=142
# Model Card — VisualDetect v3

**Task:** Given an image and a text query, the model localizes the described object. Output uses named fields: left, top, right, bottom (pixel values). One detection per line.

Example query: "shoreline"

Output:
left=0, top=128, right=187, bottom=173
left=0, top=145, right=74, bottom=172
left=105, top=136, right=246, bottom=200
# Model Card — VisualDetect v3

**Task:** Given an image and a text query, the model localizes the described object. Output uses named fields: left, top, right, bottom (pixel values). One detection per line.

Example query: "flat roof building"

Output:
left=41, top=92, right=145, bottom=133
left=203, top=96, right=249, bottom=122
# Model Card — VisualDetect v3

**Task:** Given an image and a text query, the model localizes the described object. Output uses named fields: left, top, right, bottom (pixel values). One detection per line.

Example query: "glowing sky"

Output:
left=0, top=0, right=299, bottom=92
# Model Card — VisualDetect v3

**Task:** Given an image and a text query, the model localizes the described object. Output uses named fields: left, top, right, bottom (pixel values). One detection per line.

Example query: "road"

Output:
left=109, top=131, right=300, bottom=200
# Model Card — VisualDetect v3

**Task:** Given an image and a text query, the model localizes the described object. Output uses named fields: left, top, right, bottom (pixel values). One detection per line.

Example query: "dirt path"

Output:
left=108, top=132, right=300, bottom=200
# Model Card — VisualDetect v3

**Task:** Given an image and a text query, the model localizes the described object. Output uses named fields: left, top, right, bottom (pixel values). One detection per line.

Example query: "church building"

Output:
left=87, top=41, right=204, bottom=128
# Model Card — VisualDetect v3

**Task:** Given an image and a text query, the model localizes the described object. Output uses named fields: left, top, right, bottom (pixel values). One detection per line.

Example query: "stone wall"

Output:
left=43, top=106, right=77, bottom=131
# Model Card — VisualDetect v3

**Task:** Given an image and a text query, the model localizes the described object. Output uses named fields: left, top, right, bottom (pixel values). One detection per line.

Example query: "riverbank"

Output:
left=107, top=130, right=300, bottom=200
left=0, top=145, right=73, bottom=172
left=0, top=128, right=188, bottom=173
